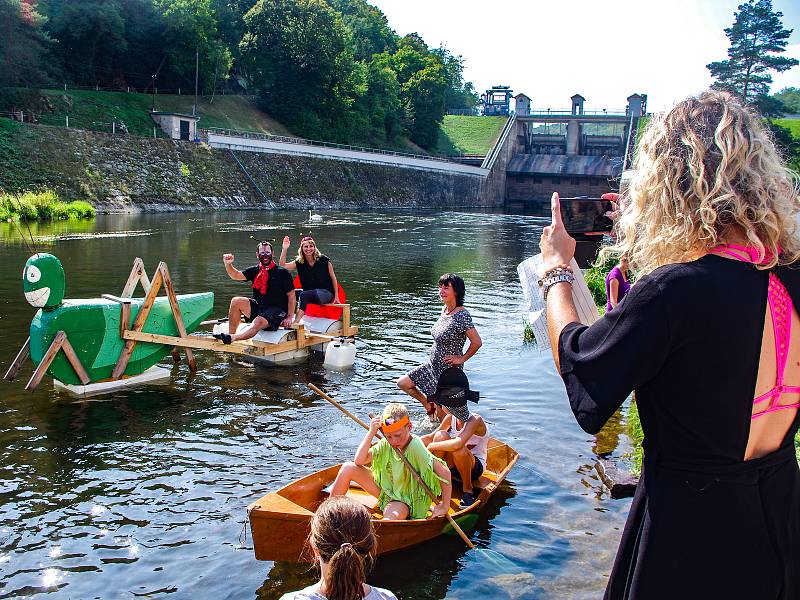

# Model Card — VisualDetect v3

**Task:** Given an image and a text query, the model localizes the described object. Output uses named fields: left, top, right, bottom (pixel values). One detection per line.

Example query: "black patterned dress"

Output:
left=408, top=308, right=475, bottom=396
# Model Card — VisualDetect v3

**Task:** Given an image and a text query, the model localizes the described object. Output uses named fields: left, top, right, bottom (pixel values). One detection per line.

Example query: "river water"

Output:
left=0, top=210, right=634, bottom=599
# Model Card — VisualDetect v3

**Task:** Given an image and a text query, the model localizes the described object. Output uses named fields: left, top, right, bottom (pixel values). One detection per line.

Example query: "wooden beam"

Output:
left=121, top=330, right=330, bottom=357
left=119, top=302, right=131, bottom=339
left=4, top=337, right=30, bottom=381
left=341, top=304, right=351, bottom=334
left=26, top=331, right=65, bottom=390
left=112, top=268, right=164, bottom=379
left=120, top=257, right=151, bottom=298
left=158, top=262, right=196, bottom=372
left=60, top=335, right=90, bottom=385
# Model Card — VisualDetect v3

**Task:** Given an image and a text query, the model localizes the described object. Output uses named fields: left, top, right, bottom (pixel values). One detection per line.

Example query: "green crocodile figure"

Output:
left=24, top=253, right=214, bottom=386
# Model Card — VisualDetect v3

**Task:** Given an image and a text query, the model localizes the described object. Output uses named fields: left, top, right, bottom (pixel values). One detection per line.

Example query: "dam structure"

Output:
left=493, top=92, right=647, bottom=210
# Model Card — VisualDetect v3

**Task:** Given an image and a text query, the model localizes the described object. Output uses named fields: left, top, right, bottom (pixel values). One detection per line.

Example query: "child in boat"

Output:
left=330, top=403, right=452, bottom=520
left=279, top=496, right=397, bottom=600
left=421, top=368, right=487, bottom=509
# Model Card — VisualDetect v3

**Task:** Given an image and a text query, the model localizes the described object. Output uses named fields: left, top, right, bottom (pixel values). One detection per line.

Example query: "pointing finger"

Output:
left=551, top=192, right=563, bottom=227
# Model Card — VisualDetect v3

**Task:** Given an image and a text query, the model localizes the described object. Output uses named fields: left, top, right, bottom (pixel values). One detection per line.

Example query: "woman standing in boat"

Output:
left=397, top=273, right=482, bottom=417
left=279, top=496, right=397, bottom=600
left=540, top=91, right=800, bottom=599
left=280, top=235, right=340, bottom=323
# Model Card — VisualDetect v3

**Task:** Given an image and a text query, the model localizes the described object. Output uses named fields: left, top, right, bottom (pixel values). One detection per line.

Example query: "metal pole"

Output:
left=112, top=121, right=116, bottom=135
left=193, top=47, right=199, bottom=117
left=65, top=115, right=68, bottom=128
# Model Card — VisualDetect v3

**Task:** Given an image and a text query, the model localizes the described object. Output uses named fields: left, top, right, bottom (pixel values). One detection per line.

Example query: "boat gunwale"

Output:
left=248, top=438, right=519, bottom=524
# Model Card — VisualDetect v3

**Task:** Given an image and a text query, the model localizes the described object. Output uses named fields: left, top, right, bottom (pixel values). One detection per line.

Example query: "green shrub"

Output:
left=585, top=250, right=619, bottom=308
left=522, top=316, right=535, bottom=343
left=0, top=190, right=95, bottom=221
left=65, top=200, right=95, bottom=218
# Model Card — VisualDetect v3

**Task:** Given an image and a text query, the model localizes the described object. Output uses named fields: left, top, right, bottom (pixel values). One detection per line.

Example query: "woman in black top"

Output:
left=280, top=235, right=340, bottom=322
left=540, top=92, right=800, bottom=599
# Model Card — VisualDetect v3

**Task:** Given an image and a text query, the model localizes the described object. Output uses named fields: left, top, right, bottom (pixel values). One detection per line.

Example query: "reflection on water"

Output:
left=0, top=210, right=631, bottom=599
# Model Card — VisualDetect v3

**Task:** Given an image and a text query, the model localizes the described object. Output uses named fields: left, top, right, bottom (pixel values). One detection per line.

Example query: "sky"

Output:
left=368, top=0, right=800, bottom=112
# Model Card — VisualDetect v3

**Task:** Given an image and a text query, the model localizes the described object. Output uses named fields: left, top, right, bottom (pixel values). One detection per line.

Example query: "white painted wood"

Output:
left=53, top=365, right=171, bottom=398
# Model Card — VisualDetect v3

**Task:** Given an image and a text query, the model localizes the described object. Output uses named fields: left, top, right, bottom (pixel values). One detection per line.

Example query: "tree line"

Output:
left=706, top=0, right=798, bottom=169
left=0, top=0, right=478, bottom=149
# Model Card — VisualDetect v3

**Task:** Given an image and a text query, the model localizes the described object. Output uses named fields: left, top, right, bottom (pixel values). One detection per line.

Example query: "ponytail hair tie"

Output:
left=339, top=542, right=352, bottom=550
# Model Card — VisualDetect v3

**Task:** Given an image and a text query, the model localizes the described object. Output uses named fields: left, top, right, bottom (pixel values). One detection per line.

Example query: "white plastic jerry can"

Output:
left=324, top=339, right=356, bottom=369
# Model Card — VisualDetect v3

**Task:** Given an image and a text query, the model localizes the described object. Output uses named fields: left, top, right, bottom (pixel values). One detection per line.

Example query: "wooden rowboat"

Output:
left=248, top=437, right=519, bottom=562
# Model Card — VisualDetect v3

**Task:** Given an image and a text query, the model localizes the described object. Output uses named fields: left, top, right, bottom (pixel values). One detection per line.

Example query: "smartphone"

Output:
left=559, top=197, right=614, bottom=234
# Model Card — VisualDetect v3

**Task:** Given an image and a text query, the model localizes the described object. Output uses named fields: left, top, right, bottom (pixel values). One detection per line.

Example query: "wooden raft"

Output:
left=6, top=257, right=358, bottom=390
left=114, top=258, right=358, bottom=362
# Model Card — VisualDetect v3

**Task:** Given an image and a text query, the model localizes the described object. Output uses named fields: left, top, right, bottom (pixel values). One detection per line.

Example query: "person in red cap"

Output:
left=421, top=368, right=488, bottom=509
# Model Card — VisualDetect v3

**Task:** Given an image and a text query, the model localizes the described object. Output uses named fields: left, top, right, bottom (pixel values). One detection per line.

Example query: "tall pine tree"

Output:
left=707, top=0, right=798, bottom=102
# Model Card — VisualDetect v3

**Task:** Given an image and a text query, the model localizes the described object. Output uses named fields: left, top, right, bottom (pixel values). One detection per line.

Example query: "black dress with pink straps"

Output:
left=558, top=253, right=800, bottom=599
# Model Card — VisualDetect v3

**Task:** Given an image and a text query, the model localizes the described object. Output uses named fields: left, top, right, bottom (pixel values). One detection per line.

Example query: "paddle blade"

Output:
left=442, top=513, right=479, bottom=535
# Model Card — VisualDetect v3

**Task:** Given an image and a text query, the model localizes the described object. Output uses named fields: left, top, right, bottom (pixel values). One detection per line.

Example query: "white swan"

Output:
left=309, top=209, right=323, bottom=223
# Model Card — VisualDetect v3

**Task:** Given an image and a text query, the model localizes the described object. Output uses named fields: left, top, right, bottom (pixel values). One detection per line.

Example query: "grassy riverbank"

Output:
left=6, top=88, right=294, bottom=138
left=0, top=191, right=94, bottom=221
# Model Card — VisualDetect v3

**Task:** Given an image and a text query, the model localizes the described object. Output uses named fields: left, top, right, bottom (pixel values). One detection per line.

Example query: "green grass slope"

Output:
left=25, top=90, right=294, bottom=137
left=774, top=117, right=800, bottom=137
left=436, top=115, right=507, bottom=156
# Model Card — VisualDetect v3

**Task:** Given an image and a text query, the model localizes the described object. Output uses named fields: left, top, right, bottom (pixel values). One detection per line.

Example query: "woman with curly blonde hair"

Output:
left=540, top=91, right=800, bottom=599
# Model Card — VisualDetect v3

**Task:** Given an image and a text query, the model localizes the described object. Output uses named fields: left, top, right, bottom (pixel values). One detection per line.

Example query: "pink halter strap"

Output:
left=711, top=244, right=800, bottom=419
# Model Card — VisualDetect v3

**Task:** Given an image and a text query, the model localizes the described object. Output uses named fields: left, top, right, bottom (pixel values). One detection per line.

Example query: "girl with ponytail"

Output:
left=279, top=496, right=397, bottom=600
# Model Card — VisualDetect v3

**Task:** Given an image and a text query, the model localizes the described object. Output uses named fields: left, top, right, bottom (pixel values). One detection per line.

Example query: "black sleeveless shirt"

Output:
left=295, top=255, right=334, bottom=293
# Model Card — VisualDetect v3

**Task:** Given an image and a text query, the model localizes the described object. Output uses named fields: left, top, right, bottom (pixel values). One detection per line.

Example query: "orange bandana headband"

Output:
left=381, top=414, right=409, bottom=434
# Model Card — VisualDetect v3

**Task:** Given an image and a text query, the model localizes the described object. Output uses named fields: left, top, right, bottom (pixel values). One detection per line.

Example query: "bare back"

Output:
left=745, top=274, right=800, bottom=459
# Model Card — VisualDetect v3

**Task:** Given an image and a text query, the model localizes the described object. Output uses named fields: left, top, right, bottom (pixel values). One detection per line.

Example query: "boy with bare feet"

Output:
left=330, top=403, right=452, bottom=520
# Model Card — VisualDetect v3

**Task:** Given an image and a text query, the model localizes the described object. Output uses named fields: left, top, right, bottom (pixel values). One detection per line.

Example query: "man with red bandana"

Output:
left=215, top=241, right=296, bottom=344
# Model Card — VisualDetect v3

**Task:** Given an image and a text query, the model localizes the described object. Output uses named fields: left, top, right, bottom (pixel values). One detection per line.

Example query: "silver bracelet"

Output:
left=542, top=273, right=574, bottom=300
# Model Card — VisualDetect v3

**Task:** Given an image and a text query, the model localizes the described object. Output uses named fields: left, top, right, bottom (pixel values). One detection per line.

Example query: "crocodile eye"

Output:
left=26, top=265, right=42, bottom=284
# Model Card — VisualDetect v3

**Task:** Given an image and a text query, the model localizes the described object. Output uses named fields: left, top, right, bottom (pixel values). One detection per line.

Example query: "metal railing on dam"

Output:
left=203, top=128, right=488, bottom=177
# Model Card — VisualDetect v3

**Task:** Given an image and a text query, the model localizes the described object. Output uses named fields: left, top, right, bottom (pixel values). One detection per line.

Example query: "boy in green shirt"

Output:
left=330, top=403, right=452, bottom=520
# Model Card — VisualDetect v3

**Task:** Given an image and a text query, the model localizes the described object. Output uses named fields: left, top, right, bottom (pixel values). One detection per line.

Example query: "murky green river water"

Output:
left=0, top=210, right=633, bottom=599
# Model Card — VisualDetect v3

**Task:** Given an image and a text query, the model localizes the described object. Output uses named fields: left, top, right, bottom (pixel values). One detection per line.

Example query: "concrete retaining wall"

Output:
left=0, top=123, right=497, bottom=211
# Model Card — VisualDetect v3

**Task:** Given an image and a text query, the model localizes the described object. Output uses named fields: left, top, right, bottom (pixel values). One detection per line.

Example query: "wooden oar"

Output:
left=308, top=383, right=475, bottom=549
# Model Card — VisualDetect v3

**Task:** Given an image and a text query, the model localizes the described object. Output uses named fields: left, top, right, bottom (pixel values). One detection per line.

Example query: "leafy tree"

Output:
left=155, top=0, right=232, bottom=94
left=0, top=0, right=53, bottom=86
left=403, top=56, right=447, bottom=148
left=387, top=38, right=448, bottom=149
left=753, top=93, right=787, bottom=117
left=707, top=0, right=798, bottom=102
left=327, top=0, right=396, bottom=62
left=433, top=46, right=478, bottom=110
left=241, top=0, right=358, bottom=140
left=357, top=52, right=404, bottom=142
left=46, top=0, right=128, bottom=86
left=773, top=87, right=800, bottom=113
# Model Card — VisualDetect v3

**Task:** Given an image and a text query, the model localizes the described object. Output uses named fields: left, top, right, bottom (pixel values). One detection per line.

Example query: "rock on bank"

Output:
left=0, top=124, right=491, bottom=211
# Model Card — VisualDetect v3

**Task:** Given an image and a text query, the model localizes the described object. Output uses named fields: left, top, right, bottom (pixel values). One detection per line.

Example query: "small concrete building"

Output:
left=514, top=93, right=531, bottom=116
left=571, top=94, right=585, bottom=115
left=150, top=112, right=199, bottom=141
left=626, top=94, right=647, bottom=117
